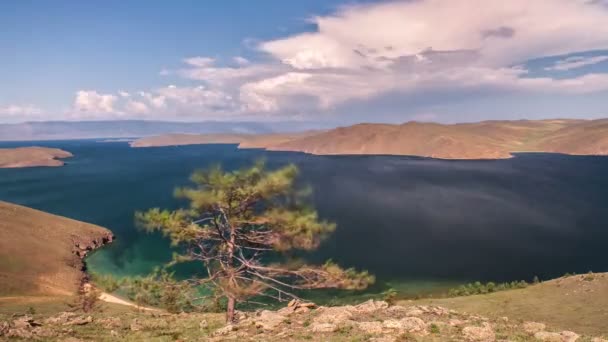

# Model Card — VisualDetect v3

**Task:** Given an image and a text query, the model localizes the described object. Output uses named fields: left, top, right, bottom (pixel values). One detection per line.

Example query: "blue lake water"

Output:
left=2, top=140, right=608, bottom=297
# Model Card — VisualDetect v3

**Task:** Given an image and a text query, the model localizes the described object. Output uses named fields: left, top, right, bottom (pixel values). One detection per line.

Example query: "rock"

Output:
left=591, top=338, right=608, bottom=342
left=383, top=317, right=426, bottom=333
left=534, top=331, right=579, bottom=342
left=313, top=306, right=354, bottom=324
left=462, top=323, right=495, bottom=341
left=524, top=322, right=547, bottom=334
left=279, top=300, right=317, bottom=315
left=62, top=338, right=85, bottom=342
left=12, top=315, right=40, bottom=329
left=449, top=319, right=466, bottom=326
left=0, top=321, right=9, bottom=336
left=404, top=307, right=425, bottom=317
left=428, top=306, right=450, bottom=316
left=199, top=320, right=209, bottom=329
left=98, top=317, right=122, bottom=329
left=6, top=328, right=33, bottom=339
left=355, top=299, right=389, bottom=313
left=370, top=337, right=397, bottom=342
left=253, top=310, right=286, bottom=330
left=311, top=322, right=338, bottom=333
left=130, top=318, right=143, bottom=331
left=66, top=315, right=92, bottom=326
left=386, top=305, right=408, bottom=314
left=31, top=327, right=56, bottom=338
left=213, top=324, right=237, bottom=336
left=357, top=321, right=384, bottom=334
left=44, top=312, right=78, bottom=325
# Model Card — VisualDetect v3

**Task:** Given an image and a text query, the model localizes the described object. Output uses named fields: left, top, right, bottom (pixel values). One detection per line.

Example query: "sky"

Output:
left=2, top=0, right=608, bottom=125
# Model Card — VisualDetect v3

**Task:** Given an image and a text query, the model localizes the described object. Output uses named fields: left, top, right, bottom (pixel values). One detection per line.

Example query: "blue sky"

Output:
left=1, top=0, right=608, bottom=124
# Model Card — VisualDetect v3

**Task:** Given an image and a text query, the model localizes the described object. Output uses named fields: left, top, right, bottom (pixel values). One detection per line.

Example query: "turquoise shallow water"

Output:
left=2, top=140, right=608, bottom=299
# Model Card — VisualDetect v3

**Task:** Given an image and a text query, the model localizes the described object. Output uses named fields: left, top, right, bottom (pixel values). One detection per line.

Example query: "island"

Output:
left=0, top=146, right=73, bottom=168
left=129, top=118, right=608, bottom=159
left=0, top=201, right=113, bottom=296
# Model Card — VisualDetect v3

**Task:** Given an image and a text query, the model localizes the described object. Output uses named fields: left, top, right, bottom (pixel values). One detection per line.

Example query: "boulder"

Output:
left=313, top=306, right=354, bottom=324
left=130, top=318, right=143, bottom=331
left=6, top=328, right=33, bottom=339
left=524, top=322, right=547, bottom=334
left=311, top=322, right=338, bottom=333
left=12, top=315, right=40, bottom=329
left=252, top=310, right=286, bottom=330
left=404, top=307, right=425, bottom=317
left=382, top=317, right=426, bottom=333
left=357, top=321, right=384, bottom=334
left=370, top=337, right=397, bottom=342
left=462, top=323, right=495, bottom=341
left=44, top=312, right=78, bottom=325
left=355, top=299, right=389, bottom=313
left=0, top=321, right=9, bottom=336
left=66, top=316, right=92, bottom=326
left=534, top=331, right=579, bottom=342
left=212, top=324, right=237, bottom=336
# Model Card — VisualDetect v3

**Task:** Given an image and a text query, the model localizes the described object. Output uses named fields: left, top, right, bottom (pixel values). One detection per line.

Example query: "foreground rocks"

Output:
left=204, top=299, right=604, bottom=341
left=1, top=300, right=606, bottom=341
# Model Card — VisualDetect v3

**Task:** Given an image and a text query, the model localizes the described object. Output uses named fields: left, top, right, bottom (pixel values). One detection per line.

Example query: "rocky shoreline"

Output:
left=71, top=231, right=115, bottom=289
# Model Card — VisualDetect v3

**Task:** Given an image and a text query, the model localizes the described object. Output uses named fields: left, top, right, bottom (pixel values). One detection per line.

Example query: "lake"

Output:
left=2, top=140, right=608, bottom=298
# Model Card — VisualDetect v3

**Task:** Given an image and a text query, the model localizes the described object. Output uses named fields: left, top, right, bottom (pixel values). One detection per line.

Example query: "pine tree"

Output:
left=137, top=162, right=374, bottom=322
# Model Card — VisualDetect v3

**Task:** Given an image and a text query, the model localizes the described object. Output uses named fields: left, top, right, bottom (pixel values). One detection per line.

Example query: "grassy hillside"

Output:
left=0, top=201, right=113, bottom=296
left=411, top=273, right=608, bottom=335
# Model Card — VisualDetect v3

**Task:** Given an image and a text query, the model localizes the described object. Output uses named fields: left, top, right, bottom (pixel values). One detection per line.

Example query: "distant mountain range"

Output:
left=130, top=119, right=608, bottom=159
left=0, top=120, right=329, bottom=141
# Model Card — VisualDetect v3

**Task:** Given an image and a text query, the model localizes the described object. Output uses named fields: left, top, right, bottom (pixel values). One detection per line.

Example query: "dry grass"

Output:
left=0, top=146, right=72, bottom=168
left=409, top=273, right=608, bottom=335
left=0, top=201, right=112, bottom=296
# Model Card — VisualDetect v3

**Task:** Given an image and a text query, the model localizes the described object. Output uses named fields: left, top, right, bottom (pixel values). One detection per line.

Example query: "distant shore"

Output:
left=129, top=118, right=608, bottom=160
left=0, top=146, right=73, bottom=168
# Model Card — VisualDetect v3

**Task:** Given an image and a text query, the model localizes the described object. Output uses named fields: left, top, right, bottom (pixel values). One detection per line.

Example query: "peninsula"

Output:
left=0, top=147, right=73, bottom=168
left=129, top=118, right=608, bottom=159
left=0, top=201, right=113, bottom=296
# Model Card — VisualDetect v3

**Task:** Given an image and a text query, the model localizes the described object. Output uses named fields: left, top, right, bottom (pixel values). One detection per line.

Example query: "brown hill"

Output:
left=130, top=133, right=246, bottom=148
left=128, top=119, right=608, bottom=159
left=532, top=119, right=608, bottom=155
left=0, top=201, right=113, bottom=296
left=266, top=119, right=588, bottom=159
left=0, top=147, right=73, bottom=168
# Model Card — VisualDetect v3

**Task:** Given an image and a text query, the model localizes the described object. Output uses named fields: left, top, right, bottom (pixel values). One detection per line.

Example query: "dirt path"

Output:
left=98, top=292, right=160, bottom=312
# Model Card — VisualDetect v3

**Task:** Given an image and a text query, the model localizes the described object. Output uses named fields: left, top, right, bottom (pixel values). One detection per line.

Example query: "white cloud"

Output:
left=183, top=56, right=215, bottom=67
left=74, top=90, right=117, bottom=113
left=233, top=56, right=250, bottom=66
left=545, top=55, right=608, bottom=71
left=17, top=0, right=608, bottom=122
left=0, top=104, right=43, bottom=116
left=125, top=100, right=149, bottom=114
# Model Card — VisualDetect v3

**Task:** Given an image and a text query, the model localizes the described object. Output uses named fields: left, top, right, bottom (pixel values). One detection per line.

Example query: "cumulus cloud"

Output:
left=545, top=55, right=608, bottom=71
left=18, top=0, right=608, bottom=122
left=74, top=90, right=117, bottom=113
left=238, top=0, right=608, bottom=112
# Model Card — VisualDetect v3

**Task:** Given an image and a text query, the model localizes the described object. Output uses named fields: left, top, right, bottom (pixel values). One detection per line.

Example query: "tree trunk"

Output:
left=226, top=296, right=236, bottom=323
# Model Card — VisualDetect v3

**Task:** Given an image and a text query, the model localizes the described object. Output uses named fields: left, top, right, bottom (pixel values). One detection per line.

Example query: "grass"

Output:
left=407, top=273, right=608, bottom=335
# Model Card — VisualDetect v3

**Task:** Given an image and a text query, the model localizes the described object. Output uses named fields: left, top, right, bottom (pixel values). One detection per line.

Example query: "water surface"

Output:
left=1, top=140, right=607, bottom=297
